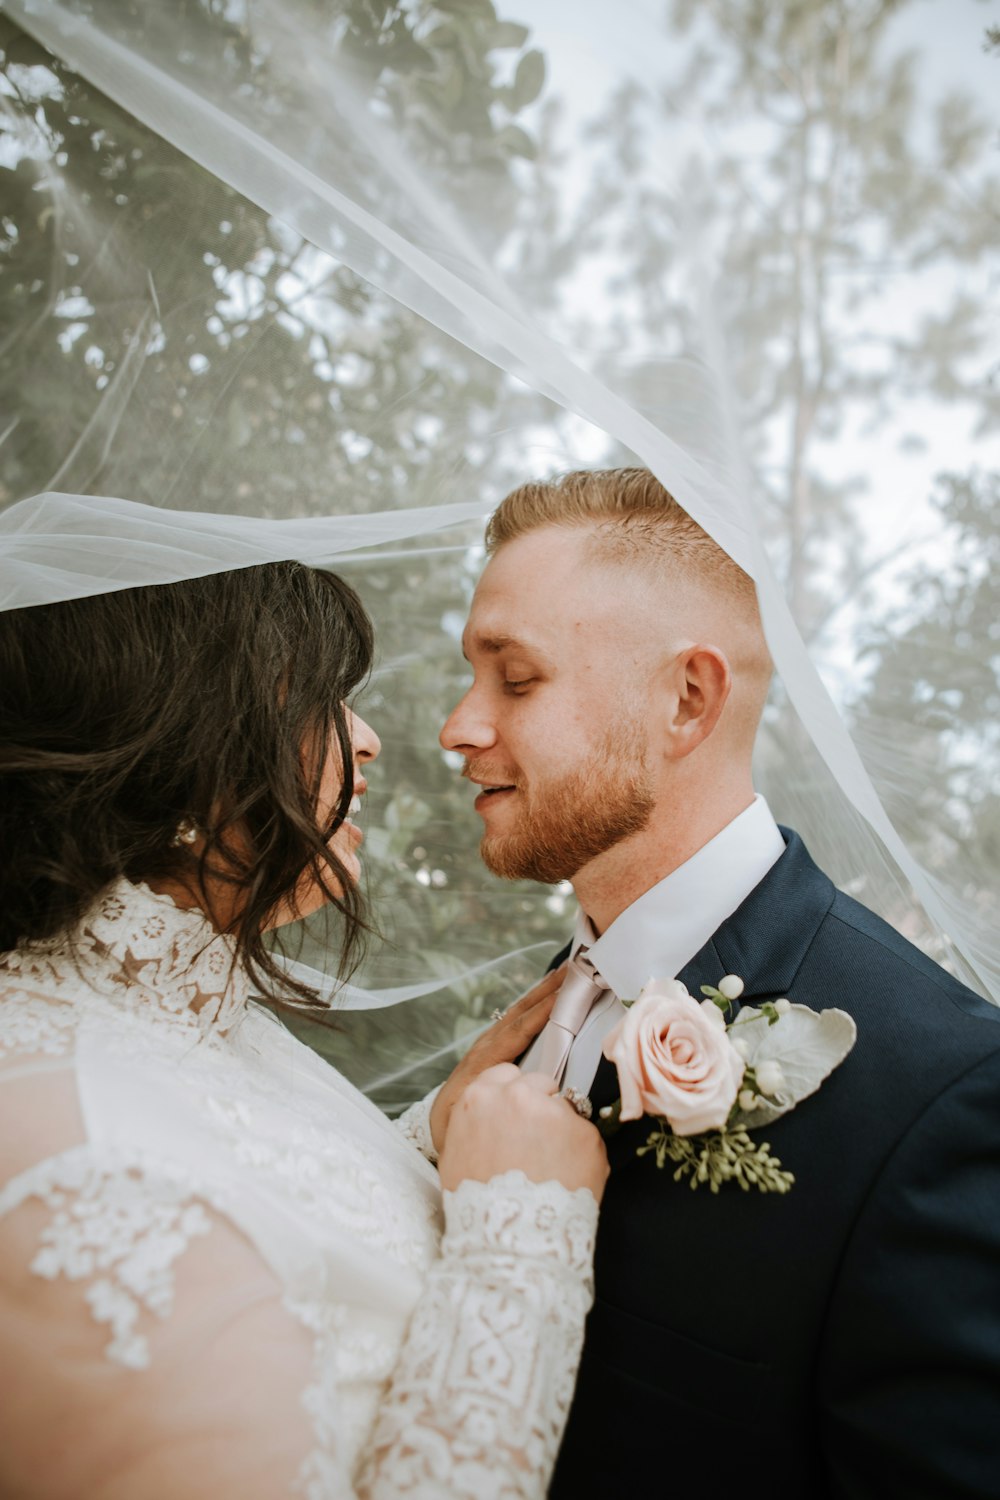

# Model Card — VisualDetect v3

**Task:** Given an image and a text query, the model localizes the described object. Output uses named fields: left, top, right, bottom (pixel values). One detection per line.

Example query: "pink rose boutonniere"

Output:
left=603, top=978, right=744, bottom=1135
left=600, top=975, right=856, bottom=1194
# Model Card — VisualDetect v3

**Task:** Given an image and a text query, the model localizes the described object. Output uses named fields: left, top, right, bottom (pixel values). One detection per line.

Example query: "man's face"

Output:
left=440, top=526, right=658, bottom=884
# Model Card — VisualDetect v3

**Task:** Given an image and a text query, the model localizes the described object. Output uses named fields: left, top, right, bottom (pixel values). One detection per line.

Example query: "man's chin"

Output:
left=480, top=832, right=575, bottom=885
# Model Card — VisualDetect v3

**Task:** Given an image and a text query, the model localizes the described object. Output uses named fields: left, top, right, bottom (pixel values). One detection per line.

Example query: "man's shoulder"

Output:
left=796, top=868, right=1000, bottom=1063
left=740, top=827, right=999, bottom=1066
left=825, top=884, right=979, bottom=995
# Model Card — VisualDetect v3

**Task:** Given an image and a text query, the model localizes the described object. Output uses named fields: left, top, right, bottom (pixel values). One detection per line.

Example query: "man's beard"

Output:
left=475, top=724, right=655, bottom=884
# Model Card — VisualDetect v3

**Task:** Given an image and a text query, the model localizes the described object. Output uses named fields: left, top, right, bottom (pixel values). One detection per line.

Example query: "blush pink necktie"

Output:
left=522, top=949, right=607, bottom=1084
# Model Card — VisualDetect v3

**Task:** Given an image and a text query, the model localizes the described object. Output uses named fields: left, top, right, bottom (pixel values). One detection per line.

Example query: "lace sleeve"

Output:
left=393, top=1085, right=442, bottom=1164
left=0, top=1032, right=595, bottom=1499
left=359, top=1169, right=598, bottom=1500
left=2, top=1148, right=596, bottom=1500
left=0, top=1146, right=335, bottom=1499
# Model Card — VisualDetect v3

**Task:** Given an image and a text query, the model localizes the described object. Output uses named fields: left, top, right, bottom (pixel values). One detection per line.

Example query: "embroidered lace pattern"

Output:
left=0, top=1148, right=214, bottom=1370
left=0, top=879, right=597, bottom=1498
left=359, top=1171, right=597, bottom=1499
left=0, top=879, right=248, bottom=1039
left=393, top=1086, right=441, bottom=1164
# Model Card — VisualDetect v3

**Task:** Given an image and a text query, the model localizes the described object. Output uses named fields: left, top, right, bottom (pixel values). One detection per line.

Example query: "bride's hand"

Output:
left=438, top=1064, right=610, bottom=1203
left=430, top=965, right=567, bottom=1154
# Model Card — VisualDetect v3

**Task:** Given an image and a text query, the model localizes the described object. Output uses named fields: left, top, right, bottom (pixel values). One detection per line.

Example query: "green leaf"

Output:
left=700, top=983, right=731, bottom=1015
left=422, top=23, right=458, bottom=49
left=488, top=21, right=530, bottom=50
left=494, top=123, right=537, bottom=160
left=438, top=63, right=464, bottom=110
left=730, top=1006, right=858, bottom=1129
left=511, top=48, right=545, bottom=109
left=434, top=0, right=497, bottom=20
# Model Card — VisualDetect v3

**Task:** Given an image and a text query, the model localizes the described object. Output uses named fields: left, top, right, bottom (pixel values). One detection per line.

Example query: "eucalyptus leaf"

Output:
left=511, top=48, right=545, bottom=108
left=433, top=0, right=497, bottom=20
left=495, top=123, right=537, bottom=159
left=730, top=1005, right=857, bottom=1129
left=488, top=21, right=530, bottom=50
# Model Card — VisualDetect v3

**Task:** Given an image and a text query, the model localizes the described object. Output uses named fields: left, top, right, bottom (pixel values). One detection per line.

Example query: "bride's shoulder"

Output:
left=0, top=967, right=82, bottom=1067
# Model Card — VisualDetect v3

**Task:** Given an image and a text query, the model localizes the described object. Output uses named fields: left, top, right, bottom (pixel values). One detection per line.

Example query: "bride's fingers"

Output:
left=501, top=963, right=567, bottom=1020
left=473, top=1062, right=522, bottom=1087
left=485, top=993, right=559, bottom=1062
left=516, top=1071, right=560, bottom=1096
left=485, top=964, right=566, bottom=1045
left=431, top=970, right=569, bottom=1152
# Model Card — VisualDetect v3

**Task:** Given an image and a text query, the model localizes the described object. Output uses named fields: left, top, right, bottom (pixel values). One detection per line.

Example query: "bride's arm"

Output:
left=1, top=1152, right=596, bottom=1500
left=1, top=1059, right=600, bottom=1500
left=361, top=1170, right=597, bottom=1497
left=364, top=1065, right=604, bottom=1497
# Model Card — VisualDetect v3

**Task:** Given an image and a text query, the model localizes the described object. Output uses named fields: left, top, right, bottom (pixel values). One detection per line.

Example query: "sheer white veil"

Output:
left=2, top=0, right=997, bottom=1105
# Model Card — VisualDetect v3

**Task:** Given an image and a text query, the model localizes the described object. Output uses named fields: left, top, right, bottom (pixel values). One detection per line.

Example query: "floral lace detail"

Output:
left=357, top=1171, right=598, bottom=1499
left=393, top=1086, right=441, bottom=1164
left=204, top=1084, right=439, bottom=1277
left=0, top=877, right=247, bottom=1036
left=0, top=880, right=598, bottom=1497
left=0, top=1147, right=212, bottom=1370
left=444, top=1169, right=598, bottom=1282
left=0, top=988, right=79, bottom=1060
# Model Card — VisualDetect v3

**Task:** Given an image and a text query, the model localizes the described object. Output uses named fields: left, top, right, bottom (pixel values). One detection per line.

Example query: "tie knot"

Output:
left=550, top=949, right=606, bottom=1035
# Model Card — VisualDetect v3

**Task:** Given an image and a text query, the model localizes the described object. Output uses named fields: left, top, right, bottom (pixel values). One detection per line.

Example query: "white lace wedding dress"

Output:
left=0, top=879, right=598, bottom=1499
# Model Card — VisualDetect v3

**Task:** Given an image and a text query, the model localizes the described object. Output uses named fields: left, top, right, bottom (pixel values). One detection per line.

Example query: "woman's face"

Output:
left=274, top=707, right=381, bottom=927
left=319, top=707, right=381, bottom=890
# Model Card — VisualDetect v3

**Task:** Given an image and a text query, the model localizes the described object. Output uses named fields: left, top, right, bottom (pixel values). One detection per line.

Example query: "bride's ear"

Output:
left=663, top=645, right=731, bottom=759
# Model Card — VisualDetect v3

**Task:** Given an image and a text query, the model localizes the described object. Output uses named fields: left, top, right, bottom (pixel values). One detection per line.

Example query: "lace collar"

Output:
left=4, top=878, right=248, bottom=1035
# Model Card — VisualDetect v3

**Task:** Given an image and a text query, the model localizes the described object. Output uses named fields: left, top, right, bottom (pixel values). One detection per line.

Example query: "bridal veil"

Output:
left=1, top=0, right=997, bottom=1104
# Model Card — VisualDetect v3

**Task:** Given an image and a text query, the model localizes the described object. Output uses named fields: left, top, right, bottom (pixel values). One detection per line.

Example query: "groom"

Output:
left=440, top=468, right=1000, bottom=1498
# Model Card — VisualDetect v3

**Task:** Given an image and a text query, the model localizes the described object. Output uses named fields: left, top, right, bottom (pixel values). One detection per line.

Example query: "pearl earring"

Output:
left=170, top=818, right=200, bottom=848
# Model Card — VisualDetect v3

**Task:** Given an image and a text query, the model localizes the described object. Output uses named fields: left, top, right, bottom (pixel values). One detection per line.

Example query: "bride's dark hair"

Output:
left=0, top=561, right=375, bottom=1003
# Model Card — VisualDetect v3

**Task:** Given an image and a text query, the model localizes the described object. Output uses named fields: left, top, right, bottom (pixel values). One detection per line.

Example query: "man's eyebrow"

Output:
left=461, top=632, right=551, bottom=661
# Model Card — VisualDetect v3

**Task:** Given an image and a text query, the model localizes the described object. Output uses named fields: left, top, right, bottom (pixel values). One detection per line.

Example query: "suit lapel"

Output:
left=677, top=829, right=836, bottom=1003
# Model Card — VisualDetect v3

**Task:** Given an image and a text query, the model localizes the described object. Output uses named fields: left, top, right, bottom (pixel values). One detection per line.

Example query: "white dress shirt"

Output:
left=557, top=795, right=786, bottom=1095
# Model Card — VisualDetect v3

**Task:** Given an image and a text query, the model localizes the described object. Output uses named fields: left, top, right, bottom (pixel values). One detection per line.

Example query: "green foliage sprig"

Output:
left=637, top=1124, right=795, bottom=1195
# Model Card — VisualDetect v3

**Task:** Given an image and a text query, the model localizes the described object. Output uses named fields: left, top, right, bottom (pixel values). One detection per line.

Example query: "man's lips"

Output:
left=468, top=777, right=519, bottom=814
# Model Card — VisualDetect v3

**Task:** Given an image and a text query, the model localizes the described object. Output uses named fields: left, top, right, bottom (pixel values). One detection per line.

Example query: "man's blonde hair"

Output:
left=486, top=467, right=758, bottom=611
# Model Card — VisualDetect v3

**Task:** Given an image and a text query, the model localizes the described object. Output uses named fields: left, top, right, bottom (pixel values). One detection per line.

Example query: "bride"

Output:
left=0, top=557, right=608, bottom=1498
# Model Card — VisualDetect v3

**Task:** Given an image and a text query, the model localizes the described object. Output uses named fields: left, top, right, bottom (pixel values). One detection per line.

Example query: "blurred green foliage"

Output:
left=0, top=0, right=579, bottom=1101
left=1, top=0, right=997, bottom=1096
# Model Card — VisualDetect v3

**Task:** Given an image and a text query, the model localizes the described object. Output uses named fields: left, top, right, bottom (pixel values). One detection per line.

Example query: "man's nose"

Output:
left=440, top=688, right=496, bottom=754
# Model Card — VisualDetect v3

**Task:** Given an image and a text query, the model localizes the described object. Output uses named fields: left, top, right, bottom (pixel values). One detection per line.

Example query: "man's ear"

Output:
left=665, top=645, right=731, bottom=758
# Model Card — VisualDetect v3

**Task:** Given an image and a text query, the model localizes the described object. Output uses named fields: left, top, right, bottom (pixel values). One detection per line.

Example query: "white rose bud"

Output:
left=718, top=974, right=745, bottom=1000
left=755, top=1059, right=785, bottom=1096
left=738, top=1088, right=757, bottom=1112
left=731, top=1037, right=750, bottom=1060
left=774, top=998, right=791, bottom=1016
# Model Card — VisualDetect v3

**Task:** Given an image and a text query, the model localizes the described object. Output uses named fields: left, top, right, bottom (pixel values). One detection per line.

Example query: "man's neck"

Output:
left=572, top=785, right=757, bottom=934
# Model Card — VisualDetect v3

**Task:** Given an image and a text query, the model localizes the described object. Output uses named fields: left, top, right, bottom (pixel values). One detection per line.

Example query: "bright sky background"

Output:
left=519, top=0, right=1000, bottom=687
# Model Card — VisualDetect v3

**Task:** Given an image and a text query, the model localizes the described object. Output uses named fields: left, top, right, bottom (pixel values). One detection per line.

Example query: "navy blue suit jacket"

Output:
left=548, top=830, right=1000, bottom=1499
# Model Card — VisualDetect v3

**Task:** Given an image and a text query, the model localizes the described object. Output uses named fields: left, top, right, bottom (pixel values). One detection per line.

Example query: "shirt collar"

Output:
left=571, top=795, right=786, bottom=998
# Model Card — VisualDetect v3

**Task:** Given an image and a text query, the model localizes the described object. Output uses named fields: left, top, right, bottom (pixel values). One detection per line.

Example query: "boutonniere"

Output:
left=598, top=975, right=856, bottom=1194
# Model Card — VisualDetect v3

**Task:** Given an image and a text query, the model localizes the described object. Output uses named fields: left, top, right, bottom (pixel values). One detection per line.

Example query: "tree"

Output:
left=856, top=468, right=1000, bottom=943
left=0, top=1, right=572, bottom=1099
left=533, top=0, right=999, bottom=639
